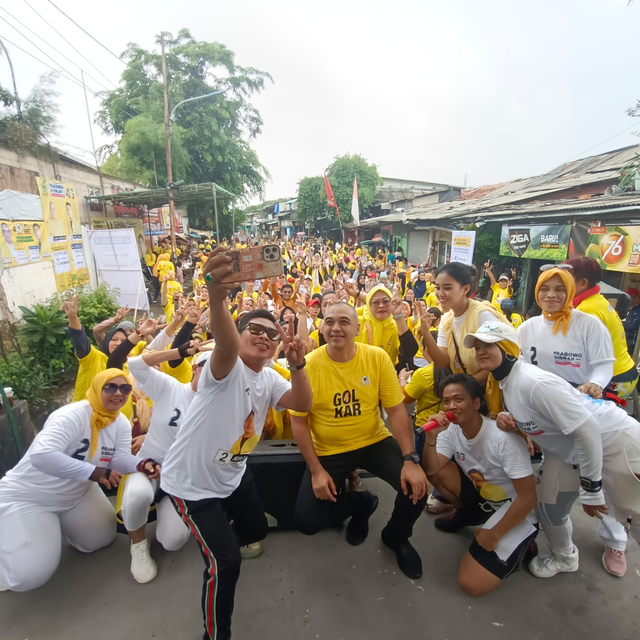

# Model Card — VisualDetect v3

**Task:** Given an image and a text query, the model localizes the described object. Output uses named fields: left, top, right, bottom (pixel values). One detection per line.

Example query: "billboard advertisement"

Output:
left=500, top=224, right=571, bottom=260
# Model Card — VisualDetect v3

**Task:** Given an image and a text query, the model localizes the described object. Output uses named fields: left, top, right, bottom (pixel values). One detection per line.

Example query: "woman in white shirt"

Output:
left=517, top=265, right=628, bottom=577
left=0, top=370, right=159, bottom=592
left=466, top=321, right=640, bottom=580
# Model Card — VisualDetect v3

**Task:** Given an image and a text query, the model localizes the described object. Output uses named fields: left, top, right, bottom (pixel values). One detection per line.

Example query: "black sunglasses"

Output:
left=242, top=322, right=280, bottom=341
left=103, top=383, right=133, bottom=395
left=539, top=264, right=572, bottom=273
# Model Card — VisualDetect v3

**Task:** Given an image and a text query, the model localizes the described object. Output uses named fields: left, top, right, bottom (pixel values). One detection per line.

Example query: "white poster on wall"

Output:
left=88, top=228, right=149, bottom=311
left=450, top=230, right=476, bottom=265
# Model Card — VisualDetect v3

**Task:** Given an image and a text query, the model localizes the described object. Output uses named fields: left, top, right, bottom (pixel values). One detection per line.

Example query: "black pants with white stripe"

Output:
left=171, top=468, right=268, bottom=640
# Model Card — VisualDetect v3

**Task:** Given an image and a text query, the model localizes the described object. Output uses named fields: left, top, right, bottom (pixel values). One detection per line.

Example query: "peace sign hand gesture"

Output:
left=60, top=291, right=79, bottom=318
left=277, top=316, right=305, bottom=368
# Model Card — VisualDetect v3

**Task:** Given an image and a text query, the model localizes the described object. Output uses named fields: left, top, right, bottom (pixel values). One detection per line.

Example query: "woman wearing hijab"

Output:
left=517, top=264, right=628, bottom=577
left=469, top=321, right=640, bottom=580
left=61, top=294, right=161, bottom=419
left=0, top=370, right=160, bottom=591
left=356, top=284, right=418, bottom=371
left=563, top=256, right=639, bottom=402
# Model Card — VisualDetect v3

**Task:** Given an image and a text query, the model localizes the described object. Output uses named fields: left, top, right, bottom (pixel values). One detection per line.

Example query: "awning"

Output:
left=266, top=220, right=279, bottom=225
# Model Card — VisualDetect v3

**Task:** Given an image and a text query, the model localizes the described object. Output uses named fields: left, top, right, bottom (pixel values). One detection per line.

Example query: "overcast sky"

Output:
left=0, top=0, right=639, bottom=202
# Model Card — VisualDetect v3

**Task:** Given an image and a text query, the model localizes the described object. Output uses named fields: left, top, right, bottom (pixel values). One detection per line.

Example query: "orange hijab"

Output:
left=535, top=268, right=575, bottom=336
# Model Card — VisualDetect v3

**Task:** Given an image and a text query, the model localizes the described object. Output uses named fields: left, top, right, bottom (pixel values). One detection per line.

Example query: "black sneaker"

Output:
left=434, top=508, right=488, bottom=533
left=346, top=491, right=378, bottom=546
left=381, top=526, right=423, bottom=579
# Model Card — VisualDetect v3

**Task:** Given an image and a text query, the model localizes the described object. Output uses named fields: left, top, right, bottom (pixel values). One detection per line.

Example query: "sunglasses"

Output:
left=103, top=383, right=133, bottom=395
left=539, top=264, right=572, bottom=273
left=242, top=322, right=280, bottom=341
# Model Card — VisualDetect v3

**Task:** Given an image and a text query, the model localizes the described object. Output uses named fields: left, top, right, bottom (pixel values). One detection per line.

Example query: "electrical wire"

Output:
left=46, top=0, right=127, bottom=66
left=22, top=0, right=118, bottom=89
left=565, top=120, right=639, bottom=163
left=0, top=6, right=111, bottom=92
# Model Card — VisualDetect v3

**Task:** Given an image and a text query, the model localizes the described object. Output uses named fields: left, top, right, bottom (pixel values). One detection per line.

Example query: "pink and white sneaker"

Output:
left=602, top=547, right=627, bottom=577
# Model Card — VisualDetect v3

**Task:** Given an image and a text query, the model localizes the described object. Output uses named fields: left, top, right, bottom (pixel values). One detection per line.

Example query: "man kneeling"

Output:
left=291, top=302, right=428, bottom=579
left=423, top=374, right=538, bottom=595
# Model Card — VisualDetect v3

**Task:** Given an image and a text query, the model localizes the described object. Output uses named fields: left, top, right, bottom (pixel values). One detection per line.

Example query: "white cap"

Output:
left=463, top=321, right=520, bottom=349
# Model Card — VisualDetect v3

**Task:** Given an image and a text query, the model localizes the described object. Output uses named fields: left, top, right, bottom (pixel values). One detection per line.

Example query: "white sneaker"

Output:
left=130, top=539, right=157, bottom=583
left=529, top=546, right=579, bottom=579
left=240, top=542, right=263, bottom=560
left=425, top=494, right=453, bottom=514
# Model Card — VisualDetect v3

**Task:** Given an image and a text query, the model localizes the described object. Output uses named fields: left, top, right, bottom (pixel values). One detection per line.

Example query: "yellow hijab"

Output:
left=357, top=284, right=400, bottom=364
left=535, top=268, right=575, bottom=336
left=485, top=339, right=522, bottom=416
left=85, top=368, right=128, bottom=459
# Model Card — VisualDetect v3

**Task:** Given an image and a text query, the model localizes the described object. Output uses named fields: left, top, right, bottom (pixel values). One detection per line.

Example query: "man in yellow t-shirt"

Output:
left=161, top=271, right=184, bottom=323
left=485, top=263, right=512, bottom=311
left=291, top=301, right=428, bottom=579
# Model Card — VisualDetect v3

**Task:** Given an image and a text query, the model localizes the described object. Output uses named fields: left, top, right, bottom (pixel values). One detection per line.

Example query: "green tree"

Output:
left=296, top=154, right=381, bottom=226
left=0, top=73, right=59, bottom=158
left=98, top=29, right=272, bottom=233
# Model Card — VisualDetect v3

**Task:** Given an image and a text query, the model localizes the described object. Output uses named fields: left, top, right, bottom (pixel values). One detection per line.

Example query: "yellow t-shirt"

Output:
left=425, top=292, right=440, bottom=310
left=577, top=292, right=636, bottom=377
left=407, top=316, right=424, bottom=360
left=491, top=284, right=512, bottom=310
left=290, top=343, right=404, bottom=456
left=144, top=253, right=155, bottom=267
left=163, top=280, right=183, bottom=323
left=157, top=259, right=174, bottom=280
left=404, top=363, right=441, bottom=428
left=508, top=312, right=523, bottom=329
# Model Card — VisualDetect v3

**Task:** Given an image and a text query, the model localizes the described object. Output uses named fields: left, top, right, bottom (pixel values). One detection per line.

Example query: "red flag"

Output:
left=324, top=173, right=340, bottom=220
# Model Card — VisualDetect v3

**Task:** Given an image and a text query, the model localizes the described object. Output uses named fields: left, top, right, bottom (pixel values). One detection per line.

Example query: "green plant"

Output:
left=75, top=285, right=119, bottom=340
left=0, top=358, right=56, bottom=407
left=18, top=303, right=68, bottom=357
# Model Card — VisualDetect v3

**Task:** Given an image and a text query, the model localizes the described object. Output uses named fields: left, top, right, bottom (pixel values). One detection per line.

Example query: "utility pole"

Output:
left=161, top=33, right=177, bottom=260
left=81, top=70, right=104, bottom=196
left=0, top=39, right=21, bottom=120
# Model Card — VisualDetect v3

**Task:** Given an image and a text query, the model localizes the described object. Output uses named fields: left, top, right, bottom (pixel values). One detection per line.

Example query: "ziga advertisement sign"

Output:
left=500, top=224, right=571, bottom=260
left=586, top=225, right=640, bottom=273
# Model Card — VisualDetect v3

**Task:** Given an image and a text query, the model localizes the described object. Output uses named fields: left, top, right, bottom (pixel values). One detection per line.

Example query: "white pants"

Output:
left=536, top=425, right=640, bottom=558
left=0, top=484, right=116, bottom=592
left=120, top=472, right=190, bottom=552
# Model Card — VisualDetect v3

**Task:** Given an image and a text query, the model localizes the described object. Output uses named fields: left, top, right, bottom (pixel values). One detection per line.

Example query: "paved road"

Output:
left=1, top=478, right=638, bottom=640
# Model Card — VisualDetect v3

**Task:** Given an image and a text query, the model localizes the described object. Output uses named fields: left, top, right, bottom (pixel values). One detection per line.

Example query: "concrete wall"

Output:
left=0, top=261, right=59, bottom=317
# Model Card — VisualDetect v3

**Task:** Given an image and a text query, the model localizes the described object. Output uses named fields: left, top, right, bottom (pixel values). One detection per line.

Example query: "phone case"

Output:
left=219, top=244, right=283, bottom=283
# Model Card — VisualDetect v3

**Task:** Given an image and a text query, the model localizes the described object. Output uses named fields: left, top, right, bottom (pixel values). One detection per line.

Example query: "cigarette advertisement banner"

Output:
left=586, top=225, right=640, bottom=273
left=37, top=177, right=90, bottom=290
left=91, top=217, right=146, bottom=258
left=500, top=224, right=571, bottom=260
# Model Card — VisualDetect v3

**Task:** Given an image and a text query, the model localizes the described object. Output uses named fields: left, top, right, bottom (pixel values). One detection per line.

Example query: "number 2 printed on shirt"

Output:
left=213, top=449, right=246, bottom=467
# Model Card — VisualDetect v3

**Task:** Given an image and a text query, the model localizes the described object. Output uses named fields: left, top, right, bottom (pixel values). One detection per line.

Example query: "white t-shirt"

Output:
left=500, top=360, right=636, bottom=504
left=517, top=310, right=614, bottom=389
left=128, top=355, right=196, bottom=464
left=437, top=310, right=498, bottom=348
left=161, top=355, right=291, bottom=500
left=0, top=401, right=137, bottom=511
left=437, top=415, right=536, bottom=523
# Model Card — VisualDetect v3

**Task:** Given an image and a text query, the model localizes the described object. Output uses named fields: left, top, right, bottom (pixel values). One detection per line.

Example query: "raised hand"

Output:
left=60, top=292, right=79, bottom=318
left=114, top=306, right=131, bottom=323
left=277, top=316, right=305, bottom=367
left=202, top=247, right=234, bottom=300
left=295, top=295, right=308, bottom=316
left=137, top=317, right=159, bottom=337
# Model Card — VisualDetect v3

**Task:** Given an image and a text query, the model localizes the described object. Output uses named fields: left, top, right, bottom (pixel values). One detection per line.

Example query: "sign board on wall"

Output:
left=91, top=217, right=146, bottom=257
left=450, top=230, right=476, bottom=265
left=36, top=178, right=90, bottom=291
left=88, top=229, right=149, bottom=310
left=500, top=224, right=571, bottom=260
left=586, top=225, right=640, bottom=273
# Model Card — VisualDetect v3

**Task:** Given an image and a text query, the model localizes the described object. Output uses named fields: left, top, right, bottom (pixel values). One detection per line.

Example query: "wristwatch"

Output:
left=290, top=358, right=306, bottom=371
left=580, top=477, right=602, bottom=493
left=393, top=312, right=405, bottom=320
left=403, top=452, right=421, bottom=464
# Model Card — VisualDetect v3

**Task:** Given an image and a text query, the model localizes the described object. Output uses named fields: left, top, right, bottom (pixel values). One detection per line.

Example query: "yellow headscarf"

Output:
left=357, top=284, right=400, bottom=364
left=85, top=368, right=129, bottom=459
left=485, top=339, right=522, bottom=416
left=535, top=267, right=575, bottom=336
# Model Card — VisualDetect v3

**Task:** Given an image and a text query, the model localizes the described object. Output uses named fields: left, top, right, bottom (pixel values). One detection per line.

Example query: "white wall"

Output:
left=0, top=261, right=59, bottom=318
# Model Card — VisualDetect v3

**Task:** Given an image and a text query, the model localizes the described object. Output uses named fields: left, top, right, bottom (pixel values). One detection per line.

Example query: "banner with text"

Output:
left=500, top=224, right=571, bottom=260
left=0, top=220, right=52, bottom=268
left=91, top=217, right=146, bottom=258
left=586, top=225, right=640, bottom=273
left=37, top=177, right=89, bottom=290
left=450, top=230, right=476, bottom=265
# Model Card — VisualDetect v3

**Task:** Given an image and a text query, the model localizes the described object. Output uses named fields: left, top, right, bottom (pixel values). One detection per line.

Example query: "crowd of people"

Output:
left=0, top=232, right=639, bottom=640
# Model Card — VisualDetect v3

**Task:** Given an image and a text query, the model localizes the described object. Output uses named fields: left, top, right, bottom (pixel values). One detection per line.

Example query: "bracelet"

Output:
left=393, top=313, right=405, bottom=320
left=135, top=329, right=141, bottom=336
left=426, top=441, right=437, bottom=447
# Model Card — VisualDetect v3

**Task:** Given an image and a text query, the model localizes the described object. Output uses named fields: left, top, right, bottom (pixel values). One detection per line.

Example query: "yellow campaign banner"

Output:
left=586, top=225, right=640, bottom=273
left=90, top=217, right=146, bottom=257
left=0, top=220, right=52, bottom=267
left=37, top=177, right=90, bottom=291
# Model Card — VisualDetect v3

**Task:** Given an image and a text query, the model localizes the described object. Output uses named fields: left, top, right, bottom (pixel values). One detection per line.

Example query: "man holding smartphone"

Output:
left=161, top=247, right=313, bottom=640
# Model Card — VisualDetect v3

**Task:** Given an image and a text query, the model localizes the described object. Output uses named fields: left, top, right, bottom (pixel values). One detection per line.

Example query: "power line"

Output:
left=0, top=15, right=99, bottom=94
left=46, top=0, right=126, bottom=66
left=0, top=33, right=96, bottom=93
left=566, top=120, right=639, bottom=163
left=0, top=6, right=111, bottom=92
left=22, top=0, right=118, bottom=89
